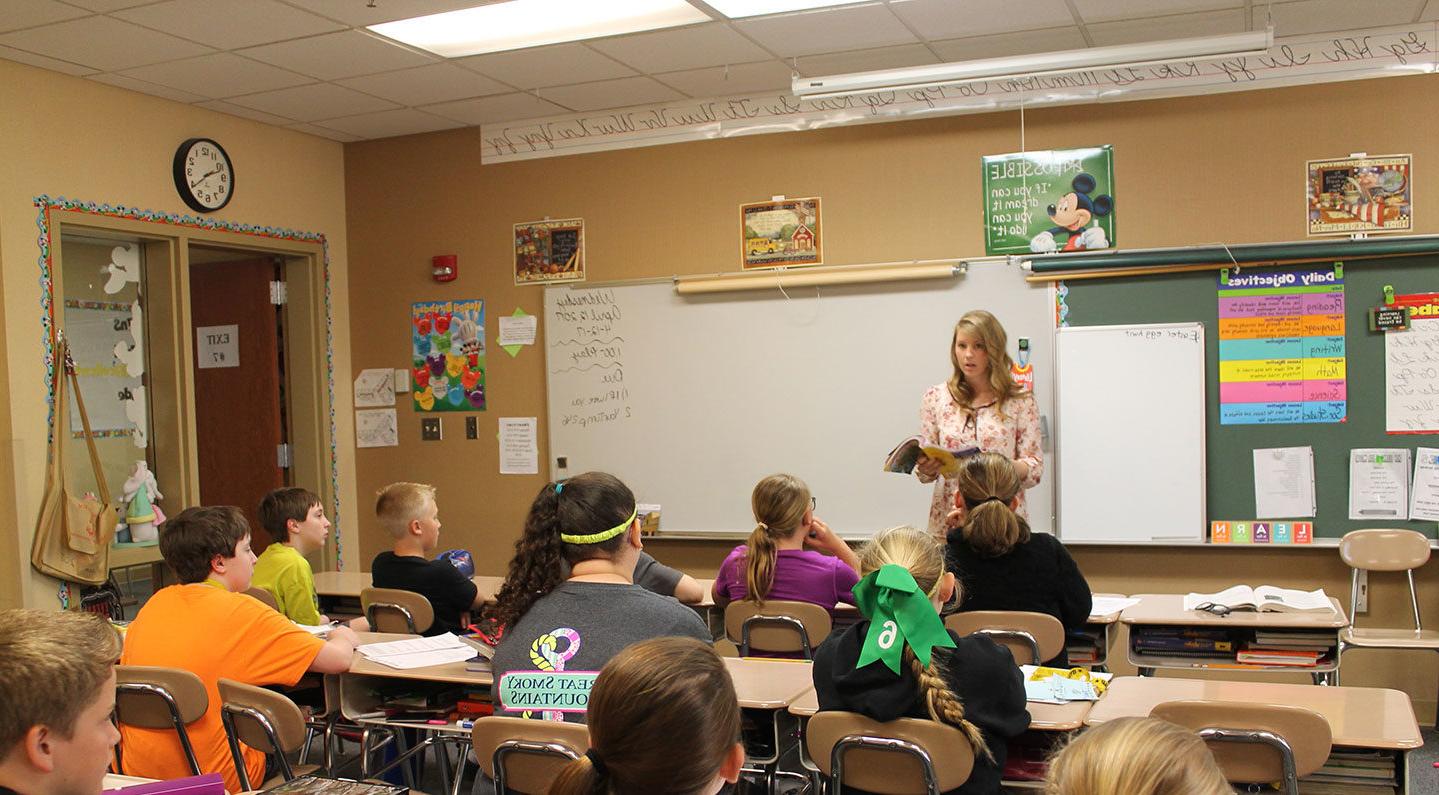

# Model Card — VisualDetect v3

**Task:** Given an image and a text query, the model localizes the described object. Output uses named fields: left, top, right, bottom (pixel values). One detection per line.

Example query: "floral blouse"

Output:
left=918, top=383, right=1043, bottom=538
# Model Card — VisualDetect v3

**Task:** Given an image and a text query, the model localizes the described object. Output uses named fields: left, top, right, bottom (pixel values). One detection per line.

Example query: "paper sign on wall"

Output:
left=499, top=417, right=539, bottom=475
left=196, top=324, right=239, bottom=369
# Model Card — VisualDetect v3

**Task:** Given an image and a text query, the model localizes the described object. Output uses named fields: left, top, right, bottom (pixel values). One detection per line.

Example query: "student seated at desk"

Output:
left=252, top=486, right=368, bottom=630
left=946, top=453, right=1091, bottom=666
left=119, top=506, right=358, bottom=793
left=562, top=550, right=705, bottom=604
left=1044, top=716, right=1230, bottom=795
left=0, top=609, right=121, bottom=795
left=712, top=473, right=860, bottom=621
left=370, top=482, right=483, bottom=636
left=550, top=637, right=745, bottom=795
left=813, top=526, right=1028, bottom=795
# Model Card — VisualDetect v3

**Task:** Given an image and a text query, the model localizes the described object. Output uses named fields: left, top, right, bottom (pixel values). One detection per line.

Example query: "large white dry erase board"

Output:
left=543, top=261, right=1055, bottom=537
left=1054, top=323, right=1207, bottom=542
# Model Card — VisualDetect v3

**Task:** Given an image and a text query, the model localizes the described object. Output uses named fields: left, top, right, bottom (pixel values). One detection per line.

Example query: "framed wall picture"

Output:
left=1307, top=154, right=1412, bottom=235
left=515, top=218, right=585, bottom=285
left=740, top=197, right=822, bottom=270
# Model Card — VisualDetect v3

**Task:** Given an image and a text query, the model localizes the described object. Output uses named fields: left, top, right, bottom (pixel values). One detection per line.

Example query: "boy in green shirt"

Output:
left=253, top=487, right=367, bottom=629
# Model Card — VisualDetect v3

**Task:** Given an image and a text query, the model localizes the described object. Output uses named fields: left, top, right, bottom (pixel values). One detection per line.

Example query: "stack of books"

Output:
left=1131, top=627, right=1236, bottom=659
left=1236, top=630, right=1336, bottom=667
left=1298, top=748, right=1397, bottom=793
left=1064, top=628, right=1103, bottom=665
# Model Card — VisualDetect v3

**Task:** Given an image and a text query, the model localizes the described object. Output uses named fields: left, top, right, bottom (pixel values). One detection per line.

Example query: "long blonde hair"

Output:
left=1045, top=717, right=1231, bottom=795
left=743, top=474, right=811, bottom=604
left=858, top=526, right=991, bottom=762
left=947, top=310, right=1024, bottom=415
left=956, top=452, right=1030, bottom=557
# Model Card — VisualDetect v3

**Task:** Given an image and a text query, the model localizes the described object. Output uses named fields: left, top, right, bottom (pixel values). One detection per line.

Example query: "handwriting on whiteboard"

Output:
left=549, top=289, right=633, bottom=429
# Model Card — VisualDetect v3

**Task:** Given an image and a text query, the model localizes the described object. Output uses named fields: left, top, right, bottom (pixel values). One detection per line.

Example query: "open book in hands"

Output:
left=1183, top=585, right=1334, bottom=614
left=883, top=436, right=980, bottom=477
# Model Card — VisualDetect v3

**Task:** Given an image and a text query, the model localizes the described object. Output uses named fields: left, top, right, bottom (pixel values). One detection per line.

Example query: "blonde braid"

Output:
left=904, top=646, right=993, bottom=763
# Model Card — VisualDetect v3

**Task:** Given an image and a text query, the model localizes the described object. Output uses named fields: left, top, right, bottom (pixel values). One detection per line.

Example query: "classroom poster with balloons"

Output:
left=411, top=299, right=486, bottom=412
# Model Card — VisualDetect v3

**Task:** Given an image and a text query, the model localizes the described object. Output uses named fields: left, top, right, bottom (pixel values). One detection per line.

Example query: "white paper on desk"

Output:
left=359, top=632, right=467, bottom=659
left=1089, top=596, right=1140, bottom=617
left=498, top=315, right=537, bottom=347
left=1253, top=446, right=1316, bottom=518
left=499, top=417, right=538, bottom=475
left=1019, top=665, right=1109, bottom=704
left=369, top=646, right=479, bottom=670
left=1349, top=448, right=1411, bottom=520
left=1411, top=448, right=1439, bottom=522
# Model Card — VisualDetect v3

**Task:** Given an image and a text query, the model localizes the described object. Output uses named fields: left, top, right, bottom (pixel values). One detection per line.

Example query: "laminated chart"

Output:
left=1218, top=266, right=1346, bottom=424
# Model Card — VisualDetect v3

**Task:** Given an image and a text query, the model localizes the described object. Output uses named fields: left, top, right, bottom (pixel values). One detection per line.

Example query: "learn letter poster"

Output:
left=981, top=146, right=1115, bottom=256
left=411, top=299, right=486, bottom=412
left=1218, top=266, right=1346, bottom=425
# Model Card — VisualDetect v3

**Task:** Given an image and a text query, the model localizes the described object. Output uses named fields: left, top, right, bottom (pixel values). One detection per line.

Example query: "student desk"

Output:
left=1073, top=593, right=1128, bottom=669
left=1120, top=593, right=1348, bottom=683
left=314, top=571, right=506, bottom=618
left=724, top=657, right=815, bottom=794
left=696, top=577, right=860, bottom=640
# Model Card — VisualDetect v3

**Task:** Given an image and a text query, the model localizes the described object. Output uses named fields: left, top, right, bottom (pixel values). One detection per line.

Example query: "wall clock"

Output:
left=172, top=137, right=234, bottom=213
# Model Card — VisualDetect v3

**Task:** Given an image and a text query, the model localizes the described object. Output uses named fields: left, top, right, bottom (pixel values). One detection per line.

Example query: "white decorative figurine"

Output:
left=121, top=460, right=163, bottom=543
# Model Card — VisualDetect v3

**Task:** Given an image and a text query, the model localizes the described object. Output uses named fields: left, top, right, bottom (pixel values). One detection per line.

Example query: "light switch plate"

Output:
left=421, top=417, right=441, bottom=441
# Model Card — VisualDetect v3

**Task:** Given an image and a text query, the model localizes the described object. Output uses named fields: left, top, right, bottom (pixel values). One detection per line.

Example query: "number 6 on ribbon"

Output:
left=877, top=619, right=898, bottom=649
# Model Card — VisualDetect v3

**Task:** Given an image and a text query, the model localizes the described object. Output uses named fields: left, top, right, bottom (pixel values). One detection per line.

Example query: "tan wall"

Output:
left=343, top=75, right=1439, bottom=716
left=0, top=58, right=355, bottom=608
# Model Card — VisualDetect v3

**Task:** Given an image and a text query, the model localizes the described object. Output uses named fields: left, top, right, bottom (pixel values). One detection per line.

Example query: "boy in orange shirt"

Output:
left=119, top=506, right=358, bottom=792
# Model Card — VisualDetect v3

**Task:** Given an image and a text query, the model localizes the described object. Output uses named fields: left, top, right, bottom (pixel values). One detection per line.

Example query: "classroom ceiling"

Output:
left=1, top=0, right=1435, bottom=142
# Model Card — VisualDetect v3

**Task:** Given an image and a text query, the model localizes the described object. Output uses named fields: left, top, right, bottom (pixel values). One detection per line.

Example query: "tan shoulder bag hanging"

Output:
left=31, top=334, right=118, bottom=586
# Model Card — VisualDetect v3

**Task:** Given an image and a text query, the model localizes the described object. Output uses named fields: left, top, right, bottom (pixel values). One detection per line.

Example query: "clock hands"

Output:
left=189, top=167, right=223, bottom=189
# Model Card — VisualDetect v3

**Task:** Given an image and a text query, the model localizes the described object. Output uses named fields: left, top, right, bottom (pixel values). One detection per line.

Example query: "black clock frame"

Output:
left=172, top=137, right=234, bottom=213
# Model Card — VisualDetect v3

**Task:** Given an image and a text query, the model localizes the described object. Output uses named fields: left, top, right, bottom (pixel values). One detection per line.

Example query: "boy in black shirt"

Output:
left=371, top=482, right=482, bottom=636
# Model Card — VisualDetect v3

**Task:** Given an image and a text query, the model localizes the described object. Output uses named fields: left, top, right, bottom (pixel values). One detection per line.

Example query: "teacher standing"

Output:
left=916, top=310, right=1043, bottom=539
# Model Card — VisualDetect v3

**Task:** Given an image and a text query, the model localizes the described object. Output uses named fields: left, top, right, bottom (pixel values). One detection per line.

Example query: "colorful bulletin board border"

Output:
left=981, top=146, right=1115, bottom=256
left=740, top=197, right=822, bottom=270
left=515, top=218, right=585, bottom=285
left=1210, top=520, right=1313, bottom=544
left=411, top=299, right=486, bottom=412
left=1217, top=265, right=1346, bottom=425
left=1307, top=154, right=1412, bottom=236
left=33, top=196, right=342, bottom=593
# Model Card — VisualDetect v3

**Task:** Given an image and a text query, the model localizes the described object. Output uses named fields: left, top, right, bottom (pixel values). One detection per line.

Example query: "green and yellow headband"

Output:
left=559, top=507, right=637, bottom=545
left=852, top=564, right=956, bottom=675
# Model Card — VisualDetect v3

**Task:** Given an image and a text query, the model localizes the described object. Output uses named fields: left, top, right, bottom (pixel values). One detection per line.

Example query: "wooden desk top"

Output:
left=1087, top=592, right=1129, bottom=624
left=1085, top=676, right=1421, bottom=750
left=787, top=685, right=1090, bottom=730
left=347, top=631, right=493, bottom=685
left=1121, top=593, right=1349, bottom=629
left=724, top=657, right=815, bottom=709
left=315, top=570, right=504, bottom=604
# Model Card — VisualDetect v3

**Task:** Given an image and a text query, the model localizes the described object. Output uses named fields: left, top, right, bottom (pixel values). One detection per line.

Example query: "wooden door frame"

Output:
left=44, top=206, right=340, bottom=570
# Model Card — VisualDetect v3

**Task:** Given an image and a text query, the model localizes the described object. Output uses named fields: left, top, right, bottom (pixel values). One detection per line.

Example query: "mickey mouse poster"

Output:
left=981, top=146, right=1116, bottom=256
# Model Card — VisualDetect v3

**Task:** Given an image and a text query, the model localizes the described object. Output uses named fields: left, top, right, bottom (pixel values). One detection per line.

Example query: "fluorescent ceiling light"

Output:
left=369, top=0, right=712, bottom=58
left=794, top=29, right=1274, bottom=99
left=704, top=0, right=869, bottom=18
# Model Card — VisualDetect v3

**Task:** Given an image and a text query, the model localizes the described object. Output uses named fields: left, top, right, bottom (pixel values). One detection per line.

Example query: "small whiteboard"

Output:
left=1055, top=323, right=1206, bottom=542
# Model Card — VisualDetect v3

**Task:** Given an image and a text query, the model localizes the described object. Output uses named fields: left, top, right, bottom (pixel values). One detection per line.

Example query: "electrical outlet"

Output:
left=421, top=417, right=442, bottom=441
left=466, top=416, right=478, bottom=439
left=1355, top=570, right=1368, bottom=614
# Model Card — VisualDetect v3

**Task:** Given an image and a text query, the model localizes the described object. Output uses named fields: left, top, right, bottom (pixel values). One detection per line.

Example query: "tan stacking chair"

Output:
left=1151, top=700, right=1332, bottom=795
left=217, top=678, right=323, bottom=790
left=361, top=587, right=434, bottom=634
left=806, top=712, right=975, bottom=795
left=471, top=716, right=589, bottom=794
left=724, top=600, right=832, bottom=658
left=114, top=666, right=209, bottom=776
left=243, top=586, right=278, bottom=610
left=944, top=611, right=1064, bottom=665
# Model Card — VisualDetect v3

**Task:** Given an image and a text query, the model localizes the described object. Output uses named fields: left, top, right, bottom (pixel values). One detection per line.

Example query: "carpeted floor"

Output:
left=1405, top=728, right=1439, bottom=795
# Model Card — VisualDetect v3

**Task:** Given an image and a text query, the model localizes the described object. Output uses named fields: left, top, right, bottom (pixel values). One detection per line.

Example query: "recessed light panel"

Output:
left=370, top=0, right=712, bottom=58
left=704, top=0, right=869, bottom=18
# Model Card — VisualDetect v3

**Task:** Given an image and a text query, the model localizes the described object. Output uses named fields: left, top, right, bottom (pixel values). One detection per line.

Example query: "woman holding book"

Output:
left=916, top=310, right=1043, bottom=539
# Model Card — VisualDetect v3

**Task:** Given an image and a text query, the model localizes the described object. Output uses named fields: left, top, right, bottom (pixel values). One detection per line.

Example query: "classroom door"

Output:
left=189, top=251, right=287, bottom=552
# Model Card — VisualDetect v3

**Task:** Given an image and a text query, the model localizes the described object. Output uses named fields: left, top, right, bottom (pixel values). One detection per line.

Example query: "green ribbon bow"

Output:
left=853, top=564, right=957, bottom=675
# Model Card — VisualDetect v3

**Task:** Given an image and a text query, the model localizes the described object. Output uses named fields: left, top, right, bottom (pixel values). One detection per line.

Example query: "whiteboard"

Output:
left=544, top=261, right=1055, bottom=537
left=1054, top=323, right=1206, bottom=542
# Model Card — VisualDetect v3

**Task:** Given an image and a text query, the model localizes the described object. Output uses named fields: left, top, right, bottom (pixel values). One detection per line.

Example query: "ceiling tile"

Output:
left=1270, top=0, right=1426, bottom=36
left=114, top=0, right=344, bottom=49
left=656, top=59, right=794, bottom=97
left=286, top=121, right=362, bottom=142
left=733, top=3, right=918, bottom=57
left=311, top=108, right=463, bottom=138
left=88, top=72, right=208, bottom=102
left=1070, top=0, right=1240, bottom=24
left=336, top=63, right=510, bottom=105
left=589, top=22, right=771, bottom=73
left=1087, top=9, right=1248, bottom=46
left=279, top=0, right=490, bottom=27
left=59, top=0, right=158, bottom=9
left=228, top=82, right=400, bottom=122
left=538, top=76, right=686, bottom=111
left=889, top=0, right=1074, bottom=38
left=0, top=16, right=211, bottom=70
left=0, top=0, right=89, bottom=33
left=0, top=42, right=95, bottom=74
left=120, top=53, right=313, bottom=99
left=929, top=27, right=1088, bottom=62
left=796, top=43, right=939, bottom=76
left=423, top=92, right=570, bottom=125
left=239, top=29, right=435, bottom=80
left=457, top=43, right=636, bottom=89
left=195, top=99, right=300, bottom=125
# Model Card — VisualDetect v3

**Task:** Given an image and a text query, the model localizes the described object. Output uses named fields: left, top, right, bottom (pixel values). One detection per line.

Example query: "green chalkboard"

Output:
left=1063, top=254, right=1438, bottom=540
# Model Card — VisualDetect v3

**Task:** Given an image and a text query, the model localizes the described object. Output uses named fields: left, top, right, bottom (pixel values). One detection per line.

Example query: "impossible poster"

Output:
left=981, top=146, right=1115, bottom=256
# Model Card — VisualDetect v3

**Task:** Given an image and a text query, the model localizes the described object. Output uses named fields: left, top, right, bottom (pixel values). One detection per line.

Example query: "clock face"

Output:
left=172, top=138, right=234, bottom=212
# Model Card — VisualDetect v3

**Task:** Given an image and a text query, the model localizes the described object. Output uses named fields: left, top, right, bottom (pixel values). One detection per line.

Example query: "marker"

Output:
left=426, top=719, right=448, bottom=725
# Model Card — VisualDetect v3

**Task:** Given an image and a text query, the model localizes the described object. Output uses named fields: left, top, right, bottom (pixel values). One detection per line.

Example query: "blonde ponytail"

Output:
left=745, top=474, right=811, bottom=604
left=904, top=646, right=992, bottom=762
left=548, top=754, right=604, bottom=795
left=956, top=452, right=1029, bottom=557
left=744, top=523, right=780, bottom=605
